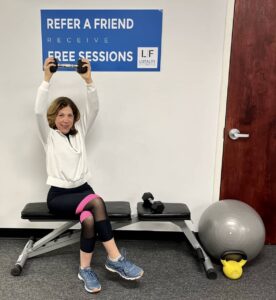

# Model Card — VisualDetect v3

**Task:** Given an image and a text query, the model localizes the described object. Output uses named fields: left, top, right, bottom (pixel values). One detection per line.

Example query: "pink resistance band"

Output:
left=75, top=194, right=101, bottom=214
left=80, top=211, right=92, bottom=223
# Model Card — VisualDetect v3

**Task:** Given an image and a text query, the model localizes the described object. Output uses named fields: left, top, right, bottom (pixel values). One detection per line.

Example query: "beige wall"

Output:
left=0, top=0, right=231, bottom=231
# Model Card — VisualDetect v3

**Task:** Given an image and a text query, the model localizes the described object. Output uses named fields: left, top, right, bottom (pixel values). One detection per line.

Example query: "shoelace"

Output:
left=84, top=269, right=98, bottom=281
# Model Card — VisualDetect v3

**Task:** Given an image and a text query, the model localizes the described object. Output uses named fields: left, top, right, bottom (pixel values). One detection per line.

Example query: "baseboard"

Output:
left=0, top=228, right=186, bottom=241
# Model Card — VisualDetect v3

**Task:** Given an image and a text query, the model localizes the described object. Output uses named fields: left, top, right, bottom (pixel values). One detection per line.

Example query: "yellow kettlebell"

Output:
left=220, top=259, right=247, bottom=280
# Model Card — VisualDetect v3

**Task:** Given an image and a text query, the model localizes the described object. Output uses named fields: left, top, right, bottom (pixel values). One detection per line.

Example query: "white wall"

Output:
left=0, top=0, right=232, bottom=231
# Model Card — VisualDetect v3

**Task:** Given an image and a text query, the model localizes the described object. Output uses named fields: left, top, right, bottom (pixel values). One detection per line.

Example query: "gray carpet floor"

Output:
left=0, top=238, right=275, bottom=300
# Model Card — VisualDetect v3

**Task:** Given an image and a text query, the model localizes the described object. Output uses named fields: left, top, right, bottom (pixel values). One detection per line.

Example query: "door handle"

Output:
left=229, top=128, right=250, bottom=140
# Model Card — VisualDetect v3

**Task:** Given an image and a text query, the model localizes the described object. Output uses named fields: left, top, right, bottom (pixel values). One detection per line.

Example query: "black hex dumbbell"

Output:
left=142, top=192, right=165, bottom=214
left=50, top=58, right=88, bottom=74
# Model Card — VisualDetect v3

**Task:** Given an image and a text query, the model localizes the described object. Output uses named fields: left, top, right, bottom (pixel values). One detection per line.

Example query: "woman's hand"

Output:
left=43, top=57, right=56, bottom=82
left=79, top=58, right=93, bottom=84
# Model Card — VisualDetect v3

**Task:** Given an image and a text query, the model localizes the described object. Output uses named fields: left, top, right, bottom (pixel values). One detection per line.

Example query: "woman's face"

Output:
left=55, top=105, right=74, bottom=135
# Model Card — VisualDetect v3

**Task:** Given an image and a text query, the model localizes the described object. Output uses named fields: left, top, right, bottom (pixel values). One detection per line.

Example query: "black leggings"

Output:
left=47, top=183, right=113, bottom=253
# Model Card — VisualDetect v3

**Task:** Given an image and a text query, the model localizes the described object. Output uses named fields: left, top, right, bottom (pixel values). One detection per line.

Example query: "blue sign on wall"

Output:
left=41, top=9, right=163, bottom=71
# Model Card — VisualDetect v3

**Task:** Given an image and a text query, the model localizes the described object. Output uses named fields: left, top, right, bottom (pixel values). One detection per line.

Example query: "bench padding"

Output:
left=137, top=202, right=190, bottom=220
left=21, top=201, right=131, bottom=221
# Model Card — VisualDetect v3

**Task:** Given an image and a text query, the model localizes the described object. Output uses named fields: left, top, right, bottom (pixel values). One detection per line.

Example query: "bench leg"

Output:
left=173, top=221, right=217, bottom=279
left=11, top=221, right=79, bottom=276
left=11, top=237, right=35, bottom=276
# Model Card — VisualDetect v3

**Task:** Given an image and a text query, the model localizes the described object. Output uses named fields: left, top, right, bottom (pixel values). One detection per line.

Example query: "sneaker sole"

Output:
left=78, top=273, right=101, bottom=293
left=105, top=265, right=144, bottom=280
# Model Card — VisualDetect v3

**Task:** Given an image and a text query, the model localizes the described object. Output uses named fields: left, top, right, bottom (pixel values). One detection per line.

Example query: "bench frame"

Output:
left=12, top=202, right=217, bottom=279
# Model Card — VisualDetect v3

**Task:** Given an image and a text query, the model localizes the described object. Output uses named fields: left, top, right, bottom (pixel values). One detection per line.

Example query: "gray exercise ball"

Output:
left=198, top=200, right=265, bottom=261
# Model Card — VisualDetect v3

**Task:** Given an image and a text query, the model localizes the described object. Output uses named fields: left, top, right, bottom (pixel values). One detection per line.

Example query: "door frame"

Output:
left=213, top=0, right=235, bottom=202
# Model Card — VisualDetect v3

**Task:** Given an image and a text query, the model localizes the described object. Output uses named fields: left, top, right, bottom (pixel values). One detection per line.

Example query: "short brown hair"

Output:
left=47, top=97, right=80, bottom=135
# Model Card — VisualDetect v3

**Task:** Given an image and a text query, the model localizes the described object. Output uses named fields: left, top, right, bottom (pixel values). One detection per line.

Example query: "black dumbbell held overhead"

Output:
left=50, top=58, right=88, bottom=74
left=142, top=192, right=165, bottom=214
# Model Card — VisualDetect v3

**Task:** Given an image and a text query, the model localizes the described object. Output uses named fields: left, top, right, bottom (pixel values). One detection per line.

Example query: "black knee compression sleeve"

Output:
left=80, top=211, right=96, bottom=253
left=80, top=236, right=96, bottom=253
left=95, top=219, right=114, bottom=242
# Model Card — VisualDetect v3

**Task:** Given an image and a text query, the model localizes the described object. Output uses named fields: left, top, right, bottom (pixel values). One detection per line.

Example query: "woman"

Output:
left=35, top=57, right=143, bottom=293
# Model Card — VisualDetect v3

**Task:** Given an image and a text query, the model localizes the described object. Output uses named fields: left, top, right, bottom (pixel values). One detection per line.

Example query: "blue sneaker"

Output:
left=105, top=249, right=144, bottom=280
left=78, top=267, right=101, bottom=293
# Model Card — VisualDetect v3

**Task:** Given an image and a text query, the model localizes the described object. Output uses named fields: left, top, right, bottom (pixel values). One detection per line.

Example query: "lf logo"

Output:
left=137, top=47, right=158, bottom=68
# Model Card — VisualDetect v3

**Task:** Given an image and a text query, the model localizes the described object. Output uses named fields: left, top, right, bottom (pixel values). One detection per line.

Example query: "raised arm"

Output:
left=78, top=58, right=99, bottom=136
left=34, top=58, right=56, bottom=147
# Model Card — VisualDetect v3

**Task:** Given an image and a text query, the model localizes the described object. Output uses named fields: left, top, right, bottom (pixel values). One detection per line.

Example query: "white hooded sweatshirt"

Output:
left=34, top=80, right=99, bottom=188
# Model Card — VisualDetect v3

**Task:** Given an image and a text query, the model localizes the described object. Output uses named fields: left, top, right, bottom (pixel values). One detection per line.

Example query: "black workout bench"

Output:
left=12, top=201, right=217, bottom=279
